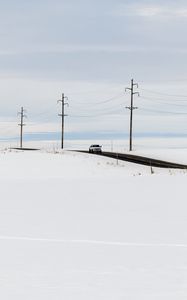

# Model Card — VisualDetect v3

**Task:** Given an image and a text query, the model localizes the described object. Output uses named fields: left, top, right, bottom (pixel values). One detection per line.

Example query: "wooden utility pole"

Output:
left=58, top=93, right=68, bottom=149
left=18, top=107, right=26, bottom=149
left=125, top=79, right=139, bottom=151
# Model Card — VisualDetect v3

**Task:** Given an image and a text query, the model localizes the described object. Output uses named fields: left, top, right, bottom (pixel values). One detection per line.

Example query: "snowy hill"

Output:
left=0, top=149, right=186, bottom=299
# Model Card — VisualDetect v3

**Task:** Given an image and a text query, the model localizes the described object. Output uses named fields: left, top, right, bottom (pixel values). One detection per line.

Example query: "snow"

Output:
left=0, top=148, right=186, bottom=299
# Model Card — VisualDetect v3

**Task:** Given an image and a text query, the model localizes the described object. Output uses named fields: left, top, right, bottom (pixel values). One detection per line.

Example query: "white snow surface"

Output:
left=0, top=149, right=187, bottom=299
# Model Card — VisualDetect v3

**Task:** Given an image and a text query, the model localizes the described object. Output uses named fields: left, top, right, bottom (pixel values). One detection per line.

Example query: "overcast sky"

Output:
left=1, top=0, right=187, bottom=142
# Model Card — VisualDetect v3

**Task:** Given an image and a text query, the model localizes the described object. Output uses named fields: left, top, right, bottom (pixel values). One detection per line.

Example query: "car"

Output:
left=89, top=144, right=102, bottom=154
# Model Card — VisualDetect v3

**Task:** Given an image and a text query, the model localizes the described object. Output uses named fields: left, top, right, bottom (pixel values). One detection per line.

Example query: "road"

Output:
left=75, top=150, right=187, bottom=169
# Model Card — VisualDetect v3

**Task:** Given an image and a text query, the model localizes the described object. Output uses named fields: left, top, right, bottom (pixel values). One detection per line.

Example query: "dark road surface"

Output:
left=74, top=150, right=187, bottom=169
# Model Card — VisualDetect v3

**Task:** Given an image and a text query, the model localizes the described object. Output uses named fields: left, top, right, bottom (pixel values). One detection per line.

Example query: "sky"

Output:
left=1, top=0, right=187, bottom=144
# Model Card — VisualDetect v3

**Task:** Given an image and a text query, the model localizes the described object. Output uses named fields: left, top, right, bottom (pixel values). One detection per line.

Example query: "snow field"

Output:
left=0, top=149, right=186, bottom=299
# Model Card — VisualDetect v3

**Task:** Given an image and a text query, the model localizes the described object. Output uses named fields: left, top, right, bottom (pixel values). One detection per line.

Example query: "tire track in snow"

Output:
left=0, top=236, right=186, bottom=248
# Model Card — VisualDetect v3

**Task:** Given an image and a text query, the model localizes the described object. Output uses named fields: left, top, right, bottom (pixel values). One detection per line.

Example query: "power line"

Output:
left=140, top=95, right=187, bottom=102
left=29, top=104, right=57, bottom=118
left=140, top=88, right=187, bottom=98
left=66, top=85, right=126, bottom=96
left=139, top=78, right=187, bottom=84
left=140, top=108, right=187, bottom=115
left=69, top=100, right=129, bottom=115
left=69, top=109, right=124, bottom=118
left=18, top=107, right=27, bottom=149
left=140, top=96, right=187, bottom=107
left=125, top=79, right=139, bottom=151
left=71, top=93, right=125, bottom=106
left=57, top=93, right=68, bottom=149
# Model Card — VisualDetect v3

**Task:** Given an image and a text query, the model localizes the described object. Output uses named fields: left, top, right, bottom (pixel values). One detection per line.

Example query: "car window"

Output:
left=90, top=145, right=101, bottom=147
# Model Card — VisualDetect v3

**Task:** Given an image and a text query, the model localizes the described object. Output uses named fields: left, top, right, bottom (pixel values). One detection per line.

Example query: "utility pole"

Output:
left=125, top=79, right=139, bottom=151
left=57, top=93, right=68, bottom=149
left=18, top=107, right=27, bottom=149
